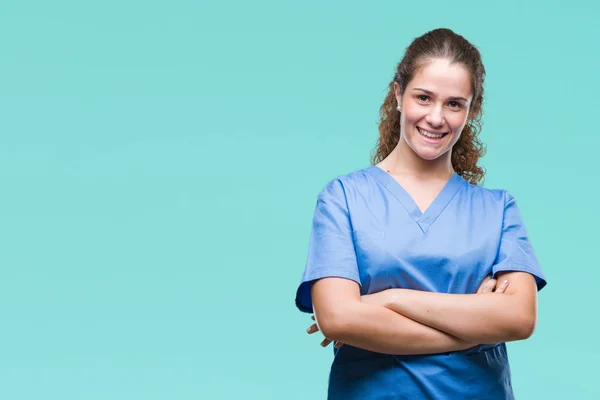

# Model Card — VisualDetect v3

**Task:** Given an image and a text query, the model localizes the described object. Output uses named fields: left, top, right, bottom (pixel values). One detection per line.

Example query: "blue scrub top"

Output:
left=295, top=165, right=547, bottom=400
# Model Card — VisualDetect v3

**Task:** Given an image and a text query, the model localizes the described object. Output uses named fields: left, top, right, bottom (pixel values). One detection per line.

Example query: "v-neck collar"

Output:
left=364, top=165, right=466, bottom=233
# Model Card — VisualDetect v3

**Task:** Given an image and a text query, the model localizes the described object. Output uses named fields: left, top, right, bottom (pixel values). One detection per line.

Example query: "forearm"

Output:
left=320, top=301, right=477, bottom=355
left=383, top=289, right=535, bottom=344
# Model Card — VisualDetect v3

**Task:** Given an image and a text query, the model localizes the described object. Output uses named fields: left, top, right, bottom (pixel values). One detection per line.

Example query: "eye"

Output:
left=417, top=95, right=430, bottom=102
left=448, top=101, right=463, bottom=109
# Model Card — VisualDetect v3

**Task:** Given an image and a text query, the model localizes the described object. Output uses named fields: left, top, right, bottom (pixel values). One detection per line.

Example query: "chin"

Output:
left=415, top=148, right=446, bottom=161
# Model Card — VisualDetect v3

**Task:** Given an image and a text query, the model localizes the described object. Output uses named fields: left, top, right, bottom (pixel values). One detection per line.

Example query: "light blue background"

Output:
left=0, top=1, right=597, bottom=398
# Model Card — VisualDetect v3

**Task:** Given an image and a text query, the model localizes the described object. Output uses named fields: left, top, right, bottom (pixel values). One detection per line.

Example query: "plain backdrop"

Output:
left=0, top=0, right=597, bottom=399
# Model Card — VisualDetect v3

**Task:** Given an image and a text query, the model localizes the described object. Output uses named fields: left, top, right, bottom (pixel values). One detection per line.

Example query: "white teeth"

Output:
left=418, top=127, right=446, bottom=139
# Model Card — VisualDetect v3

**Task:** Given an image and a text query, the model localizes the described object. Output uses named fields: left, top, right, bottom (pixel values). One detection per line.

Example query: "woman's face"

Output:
left=395, top=58, right=473, bottom=162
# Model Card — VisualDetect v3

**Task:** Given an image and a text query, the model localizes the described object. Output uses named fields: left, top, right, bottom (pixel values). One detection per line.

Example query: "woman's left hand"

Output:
left=306, top=315, right=345, bottom=349
left=306, top=291, right=392, bottom=349
left=307, top=283, right=511, bottom=350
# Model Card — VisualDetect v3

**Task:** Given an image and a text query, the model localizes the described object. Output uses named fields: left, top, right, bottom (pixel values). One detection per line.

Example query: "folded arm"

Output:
left=310, top=277, right=478, bottom=355
left=372, top=271, right=538, bottom=344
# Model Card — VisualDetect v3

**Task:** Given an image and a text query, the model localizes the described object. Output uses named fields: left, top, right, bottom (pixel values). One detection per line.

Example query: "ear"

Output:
left=393, top=82, right=402, bottom=111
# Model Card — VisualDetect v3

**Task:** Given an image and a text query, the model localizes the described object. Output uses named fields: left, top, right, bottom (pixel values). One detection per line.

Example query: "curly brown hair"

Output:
left=370, top=28, right=487, bottom=185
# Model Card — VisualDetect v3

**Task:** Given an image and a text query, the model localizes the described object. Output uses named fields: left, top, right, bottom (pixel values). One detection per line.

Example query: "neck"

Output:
left=384, top=139, right=454, bottom=179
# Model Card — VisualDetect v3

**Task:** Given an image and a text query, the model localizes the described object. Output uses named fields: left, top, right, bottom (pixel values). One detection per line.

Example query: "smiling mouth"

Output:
left=417, top=127, right=449, bottom=139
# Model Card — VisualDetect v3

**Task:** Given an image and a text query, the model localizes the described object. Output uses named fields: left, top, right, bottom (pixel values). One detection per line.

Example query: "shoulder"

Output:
left=316, top=166, right=373, bottom=201
left=462, top=179, right=513, bottom=206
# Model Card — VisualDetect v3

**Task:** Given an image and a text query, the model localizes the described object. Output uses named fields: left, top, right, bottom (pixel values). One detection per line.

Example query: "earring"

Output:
left=396, top=106, right=401, bottom=111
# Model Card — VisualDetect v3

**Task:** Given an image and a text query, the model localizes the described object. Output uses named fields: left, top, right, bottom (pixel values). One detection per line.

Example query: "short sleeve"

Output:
left=295, top=178, right=361, bottom=313
left=492, top=191, right=547, bottom=291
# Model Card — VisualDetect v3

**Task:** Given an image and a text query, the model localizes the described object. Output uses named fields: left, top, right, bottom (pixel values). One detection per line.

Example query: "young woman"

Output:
left=295, top=28, right=547, bottom=399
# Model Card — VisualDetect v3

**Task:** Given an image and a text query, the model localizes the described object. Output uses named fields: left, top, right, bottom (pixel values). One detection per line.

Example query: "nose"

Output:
left=425, top=106, right=446, bottom=128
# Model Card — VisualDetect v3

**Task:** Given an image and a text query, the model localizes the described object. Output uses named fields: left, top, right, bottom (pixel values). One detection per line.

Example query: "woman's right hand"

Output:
left=476, top=275, right=509, bottom=294
left=309, top=276, right=510, bottom=350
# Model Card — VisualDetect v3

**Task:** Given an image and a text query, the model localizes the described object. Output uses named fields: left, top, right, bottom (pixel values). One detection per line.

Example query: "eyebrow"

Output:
left=413, top=88, right=468, bottom=102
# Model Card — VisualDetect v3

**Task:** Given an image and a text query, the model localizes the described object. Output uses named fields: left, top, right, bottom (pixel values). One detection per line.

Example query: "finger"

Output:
left=334, top=341, right=344, bottom=349
left=494, top=279, right=509, bottom=294
left=321, top=338, right=333, bottom=347
left=306, top=323, right=319, bottom=334
left=476, top=276, right=492, bottom=293
left=482, top=278, right=497, bottom=293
